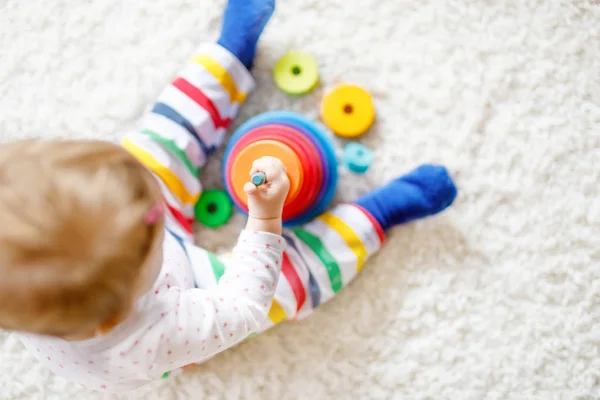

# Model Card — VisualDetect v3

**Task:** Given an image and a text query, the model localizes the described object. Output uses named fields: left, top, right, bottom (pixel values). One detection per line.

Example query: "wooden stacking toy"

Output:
left=223, top=111, right=338, bottom=226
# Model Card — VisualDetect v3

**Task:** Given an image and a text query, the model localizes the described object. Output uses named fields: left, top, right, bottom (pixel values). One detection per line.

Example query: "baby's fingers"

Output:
left=250, top=157, right=286, bottom=182
left=243, top=182, right=258, bottom=197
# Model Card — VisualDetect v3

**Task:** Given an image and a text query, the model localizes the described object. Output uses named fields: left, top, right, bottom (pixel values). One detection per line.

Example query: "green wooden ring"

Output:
left=273, top=51, right=319, bottom=95
left=195, top=189, right=233, bottom=228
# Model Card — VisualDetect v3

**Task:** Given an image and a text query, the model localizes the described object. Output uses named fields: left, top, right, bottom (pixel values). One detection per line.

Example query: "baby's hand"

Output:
left=243, top=156, right=290, bottom=221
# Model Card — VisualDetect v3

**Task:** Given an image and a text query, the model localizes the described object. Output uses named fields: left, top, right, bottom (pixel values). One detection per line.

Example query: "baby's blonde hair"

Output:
left=0, top=139, right=162, bottom=337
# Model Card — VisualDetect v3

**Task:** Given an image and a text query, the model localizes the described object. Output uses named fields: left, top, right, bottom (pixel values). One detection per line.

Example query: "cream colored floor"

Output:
left=0, top=0, right=599, bottom=399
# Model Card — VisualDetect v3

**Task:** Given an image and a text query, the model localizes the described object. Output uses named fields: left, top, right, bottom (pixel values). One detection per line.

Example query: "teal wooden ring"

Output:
left=251, top=171, right=267, bottom=186
left=342, top=142, right=373, bottom=174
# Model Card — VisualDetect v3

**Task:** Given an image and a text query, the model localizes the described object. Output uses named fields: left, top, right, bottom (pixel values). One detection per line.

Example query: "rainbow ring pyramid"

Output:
left=223, top=111, right=338, bottom=227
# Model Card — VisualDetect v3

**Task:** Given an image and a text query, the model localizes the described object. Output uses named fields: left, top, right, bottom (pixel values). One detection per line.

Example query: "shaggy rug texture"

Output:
left=0, top=0, right=599, bottom=399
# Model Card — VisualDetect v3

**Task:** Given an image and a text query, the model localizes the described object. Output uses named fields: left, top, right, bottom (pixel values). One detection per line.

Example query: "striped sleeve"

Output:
left=123, top=43, right=255, bottom=238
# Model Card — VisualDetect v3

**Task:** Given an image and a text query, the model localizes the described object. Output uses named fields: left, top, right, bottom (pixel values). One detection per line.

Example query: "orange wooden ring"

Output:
left=230, top=140, right=303, bottom=206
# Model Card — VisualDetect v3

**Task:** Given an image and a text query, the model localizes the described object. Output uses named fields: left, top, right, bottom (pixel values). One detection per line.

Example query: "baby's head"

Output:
left=0, top=139, right=164, bottom=338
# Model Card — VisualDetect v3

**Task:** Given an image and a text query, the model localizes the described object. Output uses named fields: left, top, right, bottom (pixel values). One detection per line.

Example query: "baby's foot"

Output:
left=355, top=164, right=457, bottom=231
left=217, top=0, right=276, bottom=69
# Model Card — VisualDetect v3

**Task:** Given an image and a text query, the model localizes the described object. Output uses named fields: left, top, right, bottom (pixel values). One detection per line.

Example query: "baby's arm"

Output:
left=147, top=230, right=285, bottom=373
left=144, top=158, right=289, bottom=374
left=122, top=44, right=255, bottom=240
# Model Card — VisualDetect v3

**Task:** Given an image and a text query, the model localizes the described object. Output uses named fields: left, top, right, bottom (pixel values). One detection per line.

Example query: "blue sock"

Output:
left=355, top=164, right=458, bottom=231
left=217, top=0, right=275, bottom=69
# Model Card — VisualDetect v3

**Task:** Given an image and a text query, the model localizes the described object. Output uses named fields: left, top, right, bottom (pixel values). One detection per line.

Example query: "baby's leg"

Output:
left=354, top=164, right=457, bottom=230
left=262, top=164, right=457, bottom=327
left=182, top=165, right=457, bottom=329
left=122, top=0, right=275, bottom=241
left=218, top=0, right=275, bottom=69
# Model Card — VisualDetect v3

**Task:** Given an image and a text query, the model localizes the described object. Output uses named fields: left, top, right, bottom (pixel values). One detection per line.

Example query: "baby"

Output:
left=0, top=0, right=457, bottom=393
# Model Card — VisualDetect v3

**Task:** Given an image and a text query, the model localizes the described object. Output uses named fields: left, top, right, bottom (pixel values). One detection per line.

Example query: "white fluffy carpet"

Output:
left=1, top=0, right=599, bottom=399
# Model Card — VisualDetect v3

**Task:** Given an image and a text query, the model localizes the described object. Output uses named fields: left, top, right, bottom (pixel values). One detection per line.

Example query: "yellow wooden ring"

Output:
left=320, top=84, right=375, bottom=138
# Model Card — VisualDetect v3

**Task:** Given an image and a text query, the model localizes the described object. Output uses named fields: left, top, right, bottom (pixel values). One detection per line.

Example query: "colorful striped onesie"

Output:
left=19, top=43, right=384, bottom=392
